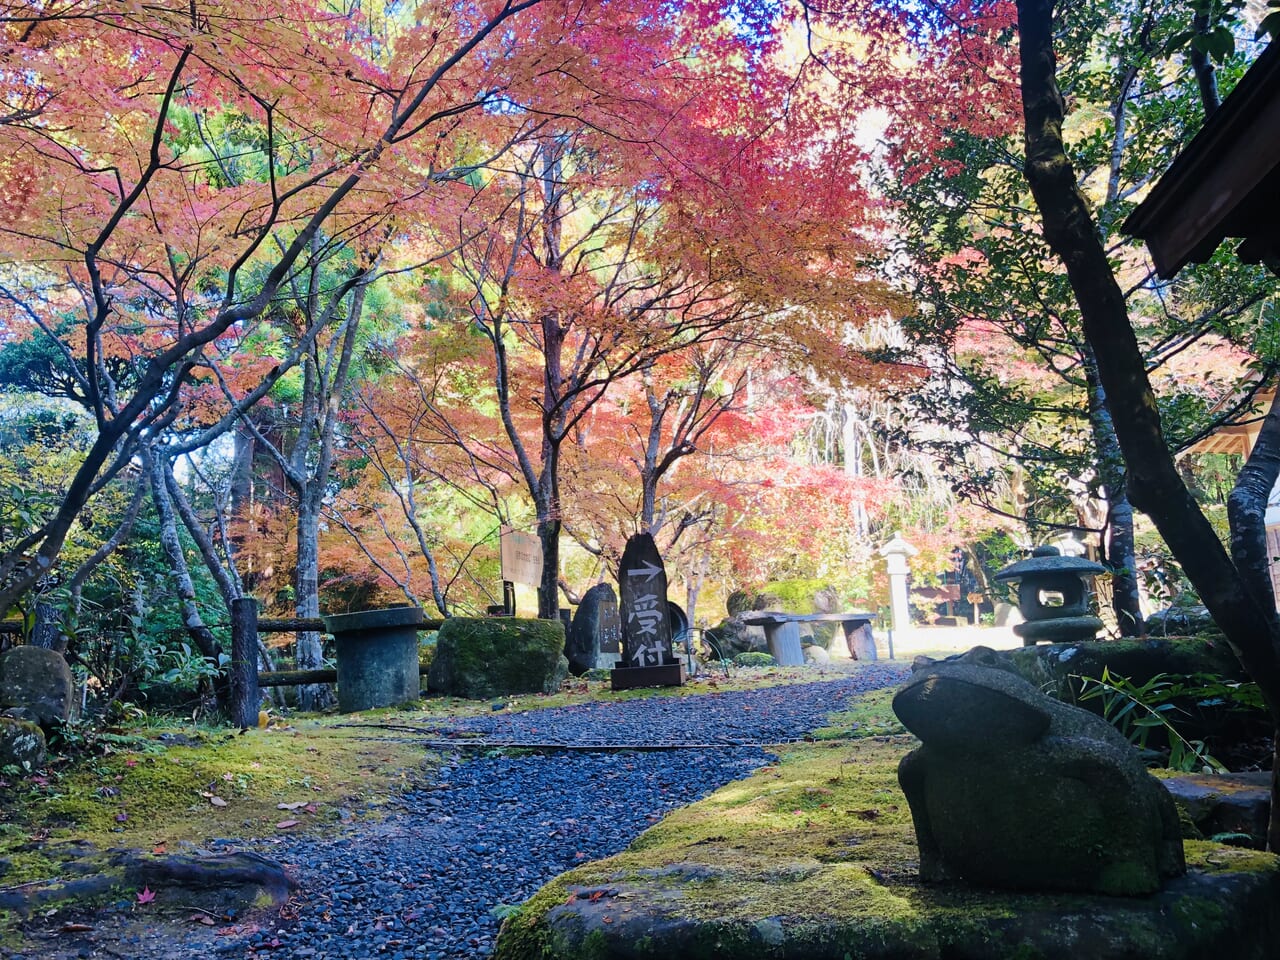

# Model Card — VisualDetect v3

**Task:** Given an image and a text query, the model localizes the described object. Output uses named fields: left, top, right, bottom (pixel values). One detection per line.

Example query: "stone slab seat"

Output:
left=737, top=612, right=877, bottom=665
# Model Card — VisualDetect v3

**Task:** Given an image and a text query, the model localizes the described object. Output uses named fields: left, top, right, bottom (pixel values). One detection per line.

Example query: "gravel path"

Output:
left=81, top=667, right=907, bottom=959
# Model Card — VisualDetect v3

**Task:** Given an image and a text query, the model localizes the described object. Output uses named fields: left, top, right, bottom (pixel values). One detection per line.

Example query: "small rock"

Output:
left=0, top=716, right=46, bottom=771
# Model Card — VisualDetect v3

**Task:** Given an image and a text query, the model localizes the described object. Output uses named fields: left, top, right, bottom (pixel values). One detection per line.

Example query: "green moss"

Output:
left=810, top=687, right=904, bottom=740
left=0, top=715, right=428, bottom=884
left=495, top=690, right=1280, bottom=959
left=429, top=617, right=567, bottom=699
left=1183, top=840, right=1280, bottom=875
left=493, top=876, right=575, bottom=960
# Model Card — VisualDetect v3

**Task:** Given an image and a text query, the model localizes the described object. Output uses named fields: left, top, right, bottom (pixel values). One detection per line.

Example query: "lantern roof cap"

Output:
left=993, top=544, right=1105, bottom=582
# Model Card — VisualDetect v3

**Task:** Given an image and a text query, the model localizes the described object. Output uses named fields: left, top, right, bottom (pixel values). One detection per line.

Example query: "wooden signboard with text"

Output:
left=499, top=526, right=544, bottom=589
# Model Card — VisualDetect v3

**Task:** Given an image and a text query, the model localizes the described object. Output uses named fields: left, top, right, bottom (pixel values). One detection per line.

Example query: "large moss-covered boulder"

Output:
left=702, top=619, right=767, bottom=658
left=893, top=646, right=1184, bottom=895
left=996, top=637, right=1246, bottom=702
left=0, top=646, right=74, bottom=727
left=427, top=617, right=568, bottom=700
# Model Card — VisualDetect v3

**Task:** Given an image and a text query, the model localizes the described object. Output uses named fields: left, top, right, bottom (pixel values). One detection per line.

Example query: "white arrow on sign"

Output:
left=625, top=560, right=663, bottom=582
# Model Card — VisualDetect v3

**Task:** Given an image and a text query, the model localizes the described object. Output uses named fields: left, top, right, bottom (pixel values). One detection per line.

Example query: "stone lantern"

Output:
left=993, top=545, right=1105, bottom=646
left=879, top=533, right=919, bottom=642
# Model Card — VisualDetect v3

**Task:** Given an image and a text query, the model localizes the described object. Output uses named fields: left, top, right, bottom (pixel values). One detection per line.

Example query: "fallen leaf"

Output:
left=222, top=772, right=234, bottom=782
left=124, top=758, right=137, bottom=768
left=210, top=796, right=228, bottom=807
left=189, top=914, right=216, bottom=926
left=275, top=820, right=300, bottom=830
left=276, top=801, right=306, bottom=811
left=136, top=887, right=156, bottom=904
left=60, top=922, right=94, bottom=933
left=115, top=812, right=128, bottom=823
left=152, top=842, right=167, bottom=855
left=303, top=803, right=318, bottom=814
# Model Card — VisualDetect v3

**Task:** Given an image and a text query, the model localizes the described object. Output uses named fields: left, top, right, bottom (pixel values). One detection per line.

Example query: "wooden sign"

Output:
left=499, top=526, right=543, bottom=588
left=618, top=533, right=674, bottom=667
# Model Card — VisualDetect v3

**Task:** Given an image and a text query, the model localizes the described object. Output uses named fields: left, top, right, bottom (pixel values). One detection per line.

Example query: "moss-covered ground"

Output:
left=0, top=665, right=876, bottom=919
left=0, top=712, right=429, bottom=898
left=493, top=690, right=1280, bottom=960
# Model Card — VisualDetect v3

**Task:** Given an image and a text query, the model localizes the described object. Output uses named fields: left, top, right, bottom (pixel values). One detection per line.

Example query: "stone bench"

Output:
left=737, top=612, right=879, bottom=667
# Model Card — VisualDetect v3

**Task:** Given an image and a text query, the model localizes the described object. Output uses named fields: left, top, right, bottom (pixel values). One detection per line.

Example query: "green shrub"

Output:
left=733, top=652, right=777, bottom=668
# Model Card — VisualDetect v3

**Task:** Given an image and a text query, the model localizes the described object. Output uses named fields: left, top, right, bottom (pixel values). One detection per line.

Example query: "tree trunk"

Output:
left=1016, top=0, right=1280, bottom=847
left=1084, top=345, right=1143, bottom=635
left=536, top=514, right=561, bottom=621
left=294, top=496, right=331, bottom=711
left=229, top=597, right=261, bottom=729
left=144, top=447, right=223, bottom=707
left=1227, top=391, right=1280, bottom=616
left=229, top=421, right=258, bottom=590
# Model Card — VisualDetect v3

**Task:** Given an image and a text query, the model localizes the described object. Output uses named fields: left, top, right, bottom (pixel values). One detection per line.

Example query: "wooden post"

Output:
left=229, top=597, right=260, bottom=729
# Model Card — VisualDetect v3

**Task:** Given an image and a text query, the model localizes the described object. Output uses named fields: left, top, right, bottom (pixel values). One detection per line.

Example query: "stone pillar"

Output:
left=767, top=621, right=805, bottom=667
left=879, top=533, right=918, bottom=647
left=323, top=606, right=425, bottom=712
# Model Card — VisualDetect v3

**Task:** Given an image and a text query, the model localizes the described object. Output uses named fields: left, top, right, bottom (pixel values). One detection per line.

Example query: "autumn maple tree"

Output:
left=406, top=16, right=905, bottom=617
left=2, top=0, right=789, bottom=621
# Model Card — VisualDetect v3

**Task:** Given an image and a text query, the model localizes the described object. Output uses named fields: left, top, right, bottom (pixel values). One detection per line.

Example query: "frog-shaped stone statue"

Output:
left=893, top=646, right=1185, bottom=895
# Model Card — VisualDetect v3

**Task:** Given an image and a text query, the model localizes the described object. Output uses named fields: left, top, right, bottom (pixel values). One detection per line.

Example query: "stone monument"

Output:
left=566, top=583, right=623, bottom=675
left=611, top=533, right=686, bottom=691
left=878, top=533, right=917, bottom=641
left=892, top=647, right=1185, bottom=895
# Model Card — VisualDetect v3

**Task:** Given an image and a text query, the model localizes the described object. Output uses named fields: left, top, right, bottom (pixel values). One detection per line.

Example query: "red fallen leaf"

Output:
left=574, top=852, right=586, bottom=860
left=189, top=914, right=216, bottom=926
left=124, top=758, right=137, bottom=768
left=602, top=916, right=613, bottom=924
left=136, top=886, right=156, bottom=904
left=588, top=891, right=605, bottom=902
left=303, top=803, right=318, bottom=814
left=152, top=842, right=167, bottom=855
left=276, top=820, right=300, bottom=830
left=61, top=922, right=94, bottom=932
